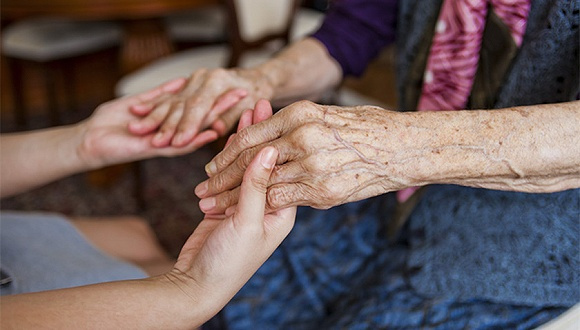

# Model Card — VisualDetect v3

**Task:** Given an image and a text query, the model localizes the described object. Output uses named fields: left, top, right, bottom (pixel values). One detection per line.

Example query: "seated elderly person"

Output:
left=124, top=0, right=579, bottom=328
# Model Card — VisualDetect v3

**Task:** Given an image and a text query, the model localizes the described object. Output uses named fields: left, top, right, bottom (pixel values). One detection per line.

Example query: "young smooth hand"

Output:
left=0, top=145, right=296, bottom=330
left=78, top=78, right=221, bottom=170
left=165, top=145, right=296, bottom=323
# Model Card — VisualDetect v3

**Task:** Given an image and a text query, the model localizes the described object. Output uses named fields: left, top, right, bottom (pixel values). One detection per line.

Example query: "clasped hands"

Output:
left=124, top=71, right=406, bottom=213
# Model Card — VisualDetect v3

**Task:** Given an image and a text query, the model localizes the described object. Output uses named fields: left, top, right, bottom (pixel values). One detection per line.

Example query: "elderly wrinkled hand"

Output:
left=127, top=68, right=275, bottom=148
left=195, top=100, right=406, bottom=213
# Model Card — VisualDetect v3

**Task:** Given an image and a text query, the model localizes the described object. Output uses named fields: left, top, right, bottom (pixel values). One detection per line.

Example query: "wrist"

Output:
left=153, top=271, right=211, bottom=328
left=73, top=120, right=104, bottom=171
left=55, top=122, right=97, bottom=174
left=253, top=57, right=291, bottom=101
left=319, top=106, right=419, bottom=192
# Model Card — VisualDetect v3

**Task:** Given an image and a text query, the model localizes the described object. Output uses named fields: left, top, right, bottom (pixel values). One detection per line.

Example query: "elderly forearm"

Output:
left=255, top=38, right=342, bottom=105
left=0, top=124, right=86, bottom=198
left=200, top=101, right=579, bottom=212
left=376, top=101, right=580, bottom=192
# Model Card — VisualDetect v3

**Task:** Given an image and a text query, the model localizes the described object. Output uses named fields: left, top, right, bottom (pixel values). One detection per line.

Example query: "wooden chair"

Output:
left=115, top=0, right=304, bottom=97
left=163, top=5, right=227, bottom=48
left=2, top=17, right=122, bottom=128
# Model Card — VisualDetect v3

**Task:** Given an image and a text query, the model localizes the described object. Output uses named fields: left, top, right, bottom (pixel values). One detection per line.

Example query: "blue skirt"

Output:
left=206, top=186, right=577, bottom=329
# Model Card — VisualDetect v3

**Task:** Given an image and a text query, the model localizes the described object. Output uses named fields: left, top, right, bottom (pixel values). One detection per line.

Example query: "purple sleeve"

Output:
left=311, top=0, right=398, bottom=77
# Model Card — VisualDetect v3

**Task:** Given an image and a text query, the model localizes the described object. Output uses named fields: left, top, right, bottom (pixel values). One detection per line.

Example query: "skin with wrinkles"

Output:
left=128, top=68, right=275, bottom=147
left=129, top=39, right=342, bottom=147
left=124, top=37, right=578, bottom=214
left=196, top=100, right=580, bottom=213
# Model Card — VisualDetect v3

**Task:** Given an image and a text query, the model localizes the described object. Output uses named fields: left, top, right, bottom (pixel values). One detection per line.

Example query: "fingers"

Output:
left=166, top=74, right=210, bottom=147
left=265, top=183, right=309, bottom=212
left=234, top=146, right=278, bottom=227
left=203, top=89, right=248, bottom=128
left=237, top=109, right=254, bottom=132
left=199, top=186, right=241, bottom=215
left=129, top=100, right=172, bottom=136
left=135, top=77, right=187, bottom=103
left=252, top=99, right=273, bottom=124
left=206, top=102, right=283, bottom=177
left=197, top=136, right=297, bottom=197
left=151, top=129, right=219, bottom=159
left=189, top=129, right=220, bottom=148
left=153, top=103, right=185, bottom=147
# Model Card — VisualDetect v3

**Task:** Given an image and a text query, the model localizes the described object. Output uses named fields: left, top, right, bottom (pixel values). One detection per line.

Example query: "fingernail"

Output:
left=205, top=161, right=217, bottom=175
left=260, top=147, right=276, bottom=169
left=195, top=181, right=208, bottom=196
left=199, top=197, right=216, bottom=211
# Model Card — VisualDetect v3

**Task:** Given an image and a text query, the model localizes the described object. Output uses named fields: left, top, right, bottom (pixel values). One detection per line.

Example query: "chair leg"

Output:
left=61, top=60, right=78, bottom=116
left=7, top=57, right=28, bottom=129
left=43, top=62, right=61, bottom=126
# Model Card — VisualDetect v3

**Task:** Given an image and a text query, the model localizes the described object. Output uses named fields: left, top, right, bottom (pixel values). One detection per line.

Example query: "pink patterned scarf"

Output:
left=397, top=0, right=531, bottom=203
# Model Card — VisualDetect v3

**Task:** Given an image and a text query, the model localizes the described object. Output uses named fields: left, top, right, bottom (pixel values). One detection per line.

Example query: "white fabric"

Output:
left=2, top=18, right=122, bottom=62
left=290, top=8, right=325, bottom=41
left=235, top=0, right=294, bottom=42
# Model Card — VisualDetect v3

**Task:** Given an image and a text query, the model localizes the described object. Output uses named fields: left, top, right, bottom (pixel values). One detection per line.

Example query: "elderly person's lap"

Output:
left=208, top=185, right=578, bottom=329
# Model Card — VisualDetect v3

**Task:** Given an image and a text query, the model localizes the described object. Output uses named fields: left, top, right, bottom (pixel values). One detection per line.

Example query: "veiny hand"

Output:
left=127, top=68, right=275, bottom=148
left=166, top=145, right=296, bottom=317
left=78, top=78, right=219, bottom=170
left=195, top=100, right=403, bottom=213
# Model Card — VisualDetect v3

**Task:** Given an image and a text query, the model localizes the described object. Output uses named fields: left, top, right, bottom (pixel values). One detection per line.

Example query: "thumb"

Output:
left=234, top=146, right=278, bottom=226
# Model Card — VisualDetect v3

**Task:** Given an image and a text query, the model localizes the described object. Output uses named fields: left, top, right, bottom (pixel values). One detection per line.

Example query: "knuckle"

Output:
left=235, top=128, right=253, bottom=146
left=296, top=121, right=324, bottom=137
left=191, top=68, right=207, bottom=79
left=301, top=156, right=322, bottom=173
left=210, top=173, right=230, bottom=192
left=216, top=190, right=237, bottom=210
left=235, top=149, right=256, bottom=172
left=288, top=123, right=324, bottom=150
left=266, top=187, right=287, bottom=210
left=317, top=183, right=346, bottom=209
left=291, top=100, right=322, bottom=119
left=207, top=68, right=228, bottom=81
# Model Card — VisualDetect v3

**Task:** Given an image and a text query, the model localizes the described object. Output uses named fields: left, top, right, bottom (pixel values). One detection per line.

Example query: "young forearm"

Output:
left=0, top=124, right=87, bottom=198
left=255, top=38, right=342, bottom=105
left=0, top=275, right=206, bottom=330
left=377, top=101, right=580, bottom=192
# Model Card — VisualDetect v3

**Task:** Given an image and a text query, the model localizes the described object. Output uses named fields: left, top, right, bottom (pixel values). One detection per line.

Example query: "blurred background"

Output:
left=0, top=0, right=396, bottom=257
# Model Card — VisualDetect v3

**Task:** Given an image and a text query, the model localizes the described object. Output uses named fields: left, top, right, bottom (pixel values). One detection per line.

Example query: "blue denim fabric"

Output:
left=0, top=211, right=147, bottom=295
